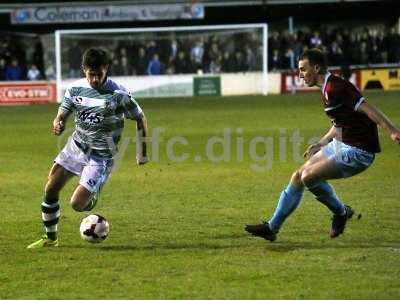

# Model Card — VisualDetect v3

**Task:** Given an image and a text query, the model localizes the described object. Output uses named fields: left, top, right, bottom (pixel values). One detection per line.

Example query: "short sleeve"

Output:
left=120, top=91, right=143, bottom=120
left=329, top=79, right=364, bottom=111
left=345, top=82, right=364, bottom=111
left=59, top=87, right=75, bottom=114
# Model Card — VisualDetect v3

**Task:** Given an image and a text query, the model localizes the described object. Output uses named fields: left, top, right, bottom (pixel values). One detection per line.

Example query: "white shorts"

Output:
left=322, top=139, right=375, bottom=178
left=54, top=138, right=113, bottom=193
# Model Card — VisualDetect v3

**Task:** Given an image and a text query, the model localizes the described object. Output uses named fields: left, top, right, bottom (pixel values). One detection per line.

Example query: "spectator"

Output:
left=376, top=30, right=388, bottom=63
left=165, top=64, right=175, bottom=75
left=208, top=42, right=220, bottom=62
left=244, top=46, right=257, bottom=71
left=5, top=58, right=23, bottom=81
left=221, top=51, right=235, bottom=73
left=67, top=41, right=82, bottom=78
left=310, top=31, right=323, bottom=48
left=146, top=40, right=158, bottom=59
left=344, top=33, right=359, bottom=63
left=169, top=39, right=179, bottom=61
left=203, top=41, right=220, bottom=72
left=120, top=56, right=131, bottom=76
left=269, top=49, right=282, bottom=71
left=147, top=54, right=163, bottom=75
left=289, top=32, right=304, bottom=63
left=328, top=41, right=344, bottom=66
left=45, top=64, right=56, bottom=80
left=109, top=58, right=120, bottom=76
left=0, top=58, right=6, bottom=80
left=232, top=51, right=246, bottom=72
left=255, top=45, right=264, bottom=68
left=10, top=38, right=26, bottom=69
left=119, top=47, right=128, bottom=58
left=27, top=64, right=42, bottom=80
left=134, top=47, right=148, bottom=75
left=369, top=44, right=382, bottom=64
left=32, top=39, right=44, bottom=75
left=209, top=55, right=222, bottom=74
left=0, top=39, right=11, bottom=60
left=281, top=48, right=296, bottom=69
left=175, top=51, right=191, bottom=74
left=386, top=26, right=400, bottom=63
left=358, top=41, right=369, bottom=65
left=268, top=31, right=282, bottom=54
left=190, top=40, right=204, bottom=72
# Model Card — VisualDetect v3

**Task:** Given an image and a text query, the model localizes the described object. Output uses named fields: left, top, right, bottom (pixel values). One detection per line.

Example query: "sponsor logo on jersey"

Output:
left=78, top=111, right=104, bottom=124
left=73, top=96, right=106, bottom=107
left=87, top=179, right=97, bottom=187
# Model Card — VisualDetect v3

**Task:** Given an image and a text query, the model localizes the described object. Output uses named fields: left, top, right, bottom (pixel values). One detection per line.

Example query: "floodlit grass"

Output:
left=0, top=91, right=399, bottom=299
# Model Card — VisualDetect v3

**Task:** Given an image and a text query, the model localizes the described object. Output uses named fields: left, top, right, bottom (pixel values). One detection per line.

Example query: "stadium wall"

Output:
left=2, top=67, right=399, bottom=105
left=221, top=73, right=280, bottom=96
left=61, top=72, right=281, bottom=100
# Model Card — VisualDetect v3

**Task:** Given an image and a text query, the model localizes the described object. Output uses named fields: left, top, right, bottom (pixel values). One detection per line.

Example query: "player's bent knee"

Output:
left=290, top=170, right=303, bottom=186
left=300, top=169, right=316, bottom=187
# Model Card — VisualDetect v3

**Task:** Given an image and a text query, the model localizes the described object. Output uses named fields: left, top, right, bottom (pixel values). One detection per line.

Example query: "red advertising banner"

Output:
left=281, top=70, right=361, bottom=93
left=0, top=81, right=57, bottom=105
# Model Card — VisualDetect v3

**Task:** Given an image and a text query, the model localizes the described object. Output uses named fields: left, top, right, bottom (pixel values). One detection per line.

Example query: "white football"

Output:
left=80, top=214, right=110, bottom=243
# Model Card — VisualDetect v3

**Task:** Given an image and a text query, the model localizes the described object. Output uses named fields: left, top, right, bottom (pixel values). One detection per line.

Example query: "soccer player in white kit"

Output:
left=28, top=48, right=148, bottom=248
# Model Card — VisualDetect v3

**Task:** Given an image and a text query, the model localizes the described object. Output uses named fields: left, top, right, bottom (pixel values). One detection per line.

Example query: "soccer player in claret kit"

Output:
left=28, top=48, right=148, bottom=248
left=245, top=48, right=400, bottom=242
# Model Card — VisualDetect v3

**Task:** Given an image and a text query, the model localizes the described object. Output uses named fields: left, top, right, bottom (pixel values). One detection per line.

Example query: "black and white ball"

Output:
left=80, top=214, right=110, bottom=243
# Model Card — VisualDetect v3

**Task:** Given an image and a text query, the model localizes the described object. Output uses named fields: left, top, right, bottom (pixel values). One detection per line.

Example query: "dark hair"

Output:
left=299, top=48, right=327, bottom=73
left=82, top=48, right=111, bottom=69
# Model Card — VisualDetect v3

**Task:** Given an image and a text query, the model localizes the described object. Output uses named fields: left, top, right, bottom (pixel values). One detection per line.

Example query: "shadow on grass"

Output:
left=210, top=233, right=247, bottom=240
left=61, top=237, right=400, bottom=253
left=60, top=232, right=251, bottom=251
left=62, top=241, right=250, bottom=252
left=263, top=240, right=400, bottom=253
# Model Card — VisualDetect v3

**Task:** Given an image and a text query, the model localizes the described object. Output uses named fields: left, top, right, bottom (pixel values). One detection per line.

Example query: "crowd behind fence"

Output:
left=268, top=25, right=400, bottom=71
left=61, top=30, right=263, bottom=79
left=0, top=24, right=399, bottom=81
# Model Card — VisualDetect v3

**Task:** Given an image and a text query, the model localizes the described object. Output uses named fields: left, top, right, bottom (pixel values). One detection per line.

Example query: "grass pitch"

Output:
left=1, top=91, right=399, bottom=299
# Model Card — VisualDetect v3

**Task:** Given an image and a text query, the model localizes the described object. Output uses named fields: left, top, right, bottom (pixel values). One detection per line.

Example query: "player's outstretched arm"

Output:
left=304, top=125, right=336, bottom=159
left=136, top=114, right=149, bottom=165
left=358, top=102, right=400, bottom=144
left=52, top=110, right=70, bottom=136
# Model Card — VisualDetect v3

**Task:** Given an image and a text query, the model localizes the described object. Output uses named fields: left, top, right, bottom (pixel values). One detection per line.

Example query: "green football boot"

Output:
left=27, top=235, right=59, bottom=249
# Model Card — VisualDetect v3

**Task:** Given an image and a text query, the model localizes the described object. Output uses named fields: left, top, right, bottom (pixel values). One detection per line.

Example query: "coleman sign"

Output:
left=11, top=4, right=204, bottom=24
left=0, top=82, right=56, bottom=105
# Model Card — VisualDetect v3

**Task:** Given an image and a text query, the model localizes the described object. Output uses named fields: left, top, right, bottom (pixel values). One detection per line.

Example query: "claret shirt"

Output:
left=321, top=73, right=380, bottom=153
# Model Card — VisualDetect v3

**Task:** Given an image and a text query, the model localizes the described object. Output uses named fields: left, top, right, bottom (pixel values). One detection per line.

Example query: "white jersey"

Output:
left=59, top=78, right=143, bottom=158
